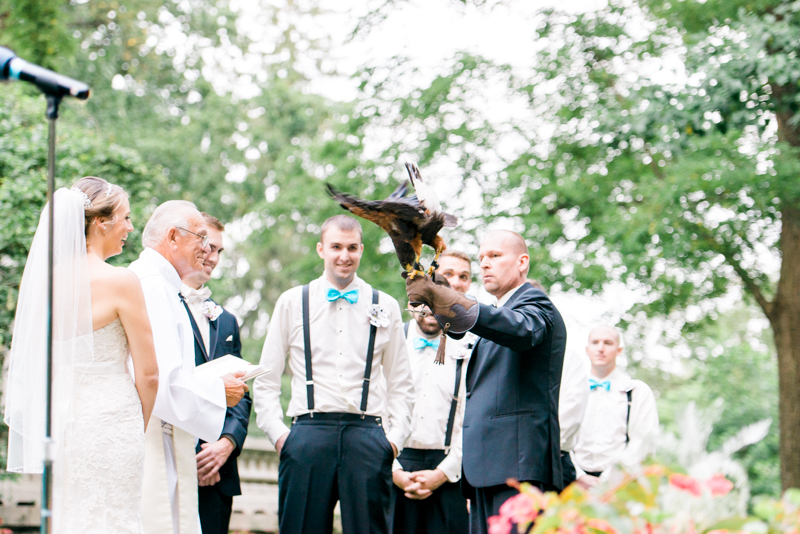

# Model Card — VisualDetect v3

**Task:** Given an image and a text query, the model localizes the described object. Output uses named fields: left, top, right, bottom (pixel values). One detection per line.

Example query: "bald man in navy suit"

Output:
left=405, top=230, right=566, bottom=534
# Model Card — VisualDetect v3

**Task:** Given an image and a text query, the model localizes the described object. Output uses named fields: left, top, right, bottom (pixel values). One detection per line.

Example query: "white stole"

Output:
left=142, top=417, right=199, bottom=534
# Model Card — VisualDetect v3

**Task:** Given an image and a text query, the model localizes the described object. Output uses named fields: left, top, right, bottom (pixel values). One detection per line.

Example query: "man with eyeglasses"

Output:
left=390, top=271, right=471, bottom=534
left=130, top=200, right=249, bottom=534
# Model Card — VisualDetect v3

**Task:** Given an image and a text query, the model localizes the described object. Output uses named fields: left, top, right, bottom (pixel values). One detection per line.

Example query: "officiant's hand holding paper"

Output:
left=222, top=371, right=248, bottom=407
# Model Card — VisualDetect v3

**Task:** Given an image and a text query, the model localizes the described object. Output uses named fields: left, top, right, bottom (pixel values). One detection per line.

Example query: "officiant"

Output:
left=130, top=200, right=249, bottom=534
left=180, top=213, right=251, bottom=534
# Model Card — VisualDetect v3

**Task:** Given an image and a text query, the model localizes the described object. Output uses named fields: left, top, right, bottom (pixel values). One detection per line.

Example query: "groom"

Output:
left=180, top=213, right=251, bottom=534
left=130, top=200, right=249, bottom=534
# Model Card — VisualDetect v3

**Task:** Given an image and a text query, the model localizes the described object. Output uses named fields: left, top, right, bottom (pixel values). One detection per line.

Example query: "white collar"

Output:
left=181, top=283, right=212, bottom=303
left=140, top=248, right=182, bottom=293
left=320, top=271, right=362, bottom=294
left=497, top=284, right=525, bottom=308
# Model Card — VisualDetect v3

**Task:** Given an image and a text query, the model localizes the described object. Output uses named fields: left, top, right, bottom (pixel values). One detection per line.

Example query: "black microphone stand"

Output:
left=41, top=93, right=62, bottom=534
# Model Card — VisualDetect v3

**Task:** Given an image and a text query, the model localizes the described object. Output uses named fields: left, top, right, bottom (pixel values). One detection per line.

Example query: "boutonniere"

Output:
left=366, top=304, right=389, bottom=328
left=201, top=300, right=223, bottom=322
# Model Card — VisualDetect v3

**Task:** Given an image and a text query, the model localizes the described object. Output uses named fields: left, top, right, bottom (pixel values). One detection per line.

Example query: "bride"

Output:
left=4, top=176, right=159, bottom=533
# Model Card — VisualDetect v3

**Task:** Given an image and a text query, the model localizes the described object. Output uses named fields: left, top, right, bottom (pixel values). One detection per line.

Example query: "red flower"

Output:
left=668, top=474, right=702, bottom=497
left=488, top=515, right=513, bottom=534
left=705, top=475, right=734, bottom=497
left=499, top=492, right=540, bottom=525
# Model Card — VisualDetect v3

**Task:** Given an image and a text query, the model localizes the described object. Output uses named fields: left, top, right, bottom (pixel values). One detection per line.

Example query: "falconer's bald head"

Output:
left=478, top=230, right=530, bottom=298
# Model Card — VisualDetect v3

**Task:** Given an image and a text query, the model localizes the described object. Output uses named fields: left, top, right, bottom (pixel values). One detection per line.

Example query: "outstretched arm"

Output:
left=469, top=292, right=555, bottom=352
left=116, top=271, right=159, bottom=431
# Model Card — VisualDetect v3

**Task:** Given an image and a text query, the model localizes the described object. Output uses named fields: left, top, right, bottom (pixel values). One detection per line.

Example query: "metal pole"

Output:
left=41, top=93, right=61, bottom=534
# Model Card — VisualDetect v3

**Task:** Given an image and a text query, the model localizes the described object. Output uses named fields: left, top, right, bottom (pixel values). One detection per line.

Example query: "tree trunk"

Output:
left=770, top=205, right=800, bottom=490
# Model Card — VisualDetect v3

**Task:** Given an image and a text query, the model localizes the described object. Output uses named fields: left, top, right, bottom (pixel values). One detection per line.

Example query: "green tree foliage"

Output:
left=360, top=0, right=799, bottom=487
left=654, top=306, right=780, bottom=497
left=0, top=84, right=162, bottom=349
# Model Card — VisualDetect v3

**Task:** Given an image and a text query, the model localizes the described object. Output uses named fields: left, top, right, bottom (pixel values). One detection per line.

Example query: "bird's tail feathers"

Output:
left=443, top=212, right=458, bottom=227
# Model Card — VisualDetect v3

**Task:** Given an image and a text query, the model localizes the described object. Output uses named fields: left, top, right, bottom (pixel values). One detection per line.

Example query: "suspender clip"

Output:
left=360, top=413, right=365, bottom=419
left=305, top=380, right=314, bottom=385
left=292, top=416, right=298, bottom=425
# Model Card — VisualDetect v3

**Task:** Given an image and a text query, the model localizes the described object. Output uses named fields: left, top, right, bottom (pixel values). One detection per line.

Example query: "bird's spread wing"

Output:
left=325, top=183, right=426, bottom=232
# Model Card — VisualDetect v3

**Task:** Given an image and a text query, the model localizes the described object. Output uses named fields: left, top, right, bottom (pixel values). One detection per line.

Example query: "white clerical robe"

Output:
left=129, top=248, right=227, bottom=534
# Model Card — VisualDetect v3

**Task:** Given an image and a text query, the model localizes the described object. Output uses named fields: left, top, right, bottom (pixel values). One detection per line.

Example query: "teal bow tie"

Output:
left=589, top=379, right=611, bottom=391
left=327, top=288, right=359, bottom=304
left=413, top=337, right=440, bottom=351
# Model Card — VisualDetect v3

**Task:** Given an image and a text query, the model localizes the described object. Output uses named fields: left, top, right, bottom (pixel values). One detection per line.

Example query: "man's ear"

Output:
left=316, top=241, right=324, bottom=258
left=519, top=254, right=530, bottom=273
left=167, top=227, right=180, bottom=248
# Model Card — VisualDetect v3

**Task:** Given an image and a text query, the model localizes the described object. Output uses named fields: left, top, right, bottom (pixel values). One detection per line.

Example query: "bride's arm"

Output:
left=116, top=270, right=159, bottom=431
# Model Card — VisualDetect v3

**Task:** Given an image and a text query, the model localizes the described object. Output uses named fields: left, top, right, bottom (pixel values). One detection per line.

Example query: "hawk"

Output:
left=326, top=163, right=457, bottom=279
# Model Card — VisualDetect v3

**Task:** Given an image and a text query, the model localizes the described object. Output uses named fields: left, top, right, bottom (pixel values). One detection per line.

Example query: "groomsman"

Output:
left=253, top=215, right=414, bottom=534
left=436, top=250, right=473, bottom=294
left=130, top=200, right=248, bottom=534
left=573, top=325, right=659, bottom=488
left=391, top=274, right=470, bottom=534
left=180, top=213, right=251, bottom=534
left=404, top=230, right=566, bottom=534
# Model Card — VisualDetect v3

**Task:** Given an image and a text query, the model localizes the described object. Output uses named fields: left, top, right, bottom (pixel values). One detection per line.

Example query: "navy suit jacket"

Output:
left=186, top=301, right=252, bottom=498
left=461, top=284, right=566, bottom=491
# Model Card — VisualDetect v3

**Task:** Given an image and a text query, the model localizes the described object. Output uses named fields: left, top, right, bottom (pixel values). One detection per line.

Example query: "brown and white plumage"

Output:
left=326, top=163, right=457, bottom=277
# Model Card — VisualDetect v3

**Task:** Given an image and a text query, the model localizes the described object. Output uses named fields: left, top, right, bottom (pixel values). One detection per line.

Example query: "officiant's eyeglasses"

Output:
left=176, top=227, right=209, bottom=248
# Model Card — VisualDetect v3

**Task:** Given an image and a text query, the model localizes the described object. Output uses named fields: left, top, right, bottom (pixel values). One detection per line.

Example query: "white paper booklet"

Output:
left=194, top=355, right=269, bottom=381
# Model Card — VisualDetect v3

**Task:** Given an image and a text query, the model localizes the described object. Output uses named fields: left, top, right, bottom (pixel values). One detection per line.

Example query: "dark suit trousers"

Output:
left=198, top=485, right=233, bottom=534
left=468, top=480, right=554, bottom=534
left=390, top=448, right=469, bottom=534
left=278, top=414, right=394, bottom=534
left=561, top=452, right=577, bottom=487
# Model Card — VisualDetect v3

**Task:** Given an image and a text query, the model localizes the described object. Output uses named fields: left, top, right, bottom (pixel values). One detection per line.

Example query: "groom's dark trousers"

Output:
left=278, top=413, right=394, bottom=534
left=185, top=303, right=252, bottom=534
left=460, top=284, right=566, bottom=534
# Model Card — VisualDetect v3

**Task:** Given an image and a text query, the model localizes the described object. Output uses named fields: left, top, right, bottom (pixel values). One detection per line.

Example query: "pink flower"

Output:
left=706, top=530, right=730, bottom=534
left=499, top=492, right=540, bottom=524
left=668, top=474, right=702, bottom=497
left=705, top=475, right=734, bottom=497
left=488, top=515, right=513, bottom=534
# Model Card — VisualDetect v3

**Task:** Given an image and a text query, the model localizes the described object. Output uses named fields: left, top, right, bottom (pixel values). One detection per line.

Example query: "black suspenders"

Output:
left=302, top=284, right=379, bottom=415
left=360, top=289, right=380, bottom=413
left=625, top=389, right=633, bottom=444
left=404, top=320, right=464, bottom=452
left=444, top=359, right=464, bottom=451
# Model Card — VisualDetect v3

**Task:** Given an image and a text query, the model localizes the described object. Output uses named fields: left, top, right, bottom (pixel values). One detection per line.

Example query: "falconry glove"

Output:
left=405, top=274, right=479, bottom=364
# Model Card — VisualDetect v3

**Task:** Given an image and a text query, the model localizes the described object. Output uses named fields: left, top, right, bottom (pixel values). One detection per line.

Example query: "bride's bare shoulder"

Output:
left=92, top=262, right=142, bottom=291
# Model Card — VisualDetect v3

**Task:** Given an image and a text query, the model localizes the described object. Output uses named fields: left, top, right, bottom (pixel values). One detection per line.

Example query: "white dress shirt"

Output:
left=128, top=248, right=227, bottom=443
left=497, top=284, right=525, bottom=307
left=181, top=284, right=212, bottom=354
left=559, top=350, right=589, bottom=452
left=573, top=368, right=659, bottom=476
left=392, top=322, right=470, bottom=482
left=253, top=273, right=414, bottom=449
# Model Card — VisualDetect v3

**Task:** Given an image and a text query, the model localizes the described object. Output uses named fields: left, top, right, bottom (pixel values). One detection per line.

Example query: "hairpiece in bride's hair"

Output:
left=105, top=184, right=114, bottom=197
left=71, top=187, right=94, bottom=209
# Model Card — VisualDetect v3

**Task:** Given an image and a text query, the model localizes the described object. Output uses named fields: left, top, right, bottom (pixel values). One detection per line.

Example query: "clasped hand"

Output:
left=197, top=437, right=235, bottom=487
left=221, top=370, right=248, bottom=407
left=392, top=468, right=447, bottom=500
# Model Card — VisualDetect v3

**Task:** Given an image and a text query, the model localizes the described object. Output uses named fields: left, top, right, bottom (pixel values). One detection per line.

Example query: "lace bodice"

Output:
left=92, top=318, right=129, bottom=363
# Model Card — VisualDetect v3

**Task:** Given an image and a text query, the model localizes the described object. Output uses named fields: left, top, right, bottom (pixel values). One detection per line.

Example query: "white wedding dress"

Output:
left=60, top=318, right=145, bottom=534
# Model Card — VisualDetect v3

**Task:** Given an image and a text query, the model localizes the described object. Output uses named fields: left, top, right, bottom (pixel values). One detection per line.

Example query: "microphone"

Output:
left=0, top=46, right=90, bottom=100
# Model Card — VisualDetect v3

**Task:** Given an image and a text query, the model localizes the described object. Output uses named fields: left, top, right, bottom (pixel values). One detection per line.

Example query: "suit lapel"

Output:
left=181, top=298, right=209, bottom=363
left=208, top=316, right=220, bottom=360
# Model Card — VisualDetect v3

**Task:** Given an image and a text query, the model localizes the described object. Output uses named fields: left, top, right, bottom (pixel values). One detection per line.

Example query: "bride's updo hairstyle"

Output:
left=70, top=176, right=128, bottom=236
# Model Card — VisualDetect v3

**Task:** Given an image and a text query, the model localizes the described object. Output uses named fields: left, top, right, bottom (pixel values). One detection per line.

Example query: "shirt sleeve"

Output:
left=380, top=296, right=414, bottom=451
left=436, top=355, right=468, bottom=483
left=618, top=381, right=660, bottom=469
left=142, top=277, right=226, bottom=443
left=253, top=291, right=293, bottom=445
left=470, top=292, right=555, bottom=352
left=559, top=350, right=589, bottom=452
